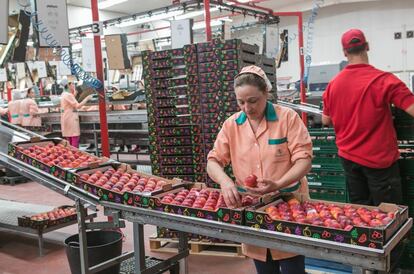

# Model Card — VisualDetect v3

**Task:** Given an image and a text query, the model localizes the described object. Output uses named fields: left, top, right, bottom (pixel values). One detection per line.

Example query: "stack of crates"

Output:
left=195, top=39, right=262, bottom=186
left=143, top=38, right=277, bottom=186
left=308, top=128, right=348, bottom=202
left=394, top=108, right=414, bottom=270
left=143, top=45, right=207, bottom=182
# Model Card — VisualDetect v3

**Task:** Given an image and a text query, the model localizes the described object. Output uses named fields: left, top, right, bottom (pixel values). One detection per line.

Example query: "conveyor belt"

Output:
left=39, top=110, right=148, bottom=124
left=277, top=100, right=323, bottom=115
left=0, top=123, right=411, bottom=272
left=103, top=201, right=412, bottom=272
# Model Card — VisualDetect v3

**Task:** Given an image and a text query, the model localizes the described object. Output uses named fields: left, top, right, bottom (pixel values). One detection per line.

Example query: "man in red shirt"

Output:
left=322, top=29, right=414, bottom=206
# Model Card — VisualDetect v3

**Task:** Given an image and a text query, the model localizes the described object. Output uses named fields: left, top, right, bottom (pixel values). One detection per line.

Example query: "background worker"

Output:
left=207, top=65, right=312, bottom=274
left=60, top=79, right=92, bottom=148
left=8, top=90, right=23, bottom=125
left=322, top=28, right=414, bottom=207
left=20, top=87, right=41, bottom=127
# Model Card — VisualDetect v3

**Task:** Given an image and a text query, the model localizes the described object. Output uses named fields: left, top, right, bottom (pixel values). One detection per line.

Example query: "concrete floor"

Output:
left=0, top=181, right=255, bottom=274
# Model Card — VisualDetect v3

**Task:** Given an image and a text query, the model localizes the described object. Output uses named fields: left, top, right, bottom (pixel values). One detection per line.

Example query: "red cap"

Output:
left=341, top=29, right=367, bottom=50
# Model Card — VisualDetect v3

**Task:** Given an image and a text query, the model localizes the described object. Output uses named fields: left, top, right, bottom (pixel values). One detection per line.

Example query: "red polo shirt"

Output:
left=323, top=64, right=414, bottom=168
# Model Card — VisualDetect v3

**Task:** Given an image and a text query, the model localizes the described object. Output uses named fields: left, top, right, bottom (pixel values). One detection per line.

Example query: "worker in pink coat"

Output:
left=60, top=80, right=92, bottom=148
left=21, top=87, right=41, bottom=127
left=8, top=90, right=23, bottom=125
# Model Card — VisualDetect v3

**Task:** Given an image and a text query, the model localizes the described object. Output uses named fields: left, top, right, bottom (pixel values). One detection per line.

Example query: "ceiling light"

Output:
left=116, top=10, right=183, bottom=28
left=99, top=0, right=128, bottom=9
left=237, top=0, right=252, bottom=3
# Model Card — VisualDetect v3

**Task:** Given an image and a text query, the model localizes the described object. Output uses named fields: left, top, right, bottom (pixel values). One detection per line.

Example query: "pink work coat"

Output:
left=208, top=102, right=313, bottom=261
left=60, top=91, right=81, bottom=137
left=8, top=100, right=22, bottom=125
left=20, top=98, right=41, bottom=127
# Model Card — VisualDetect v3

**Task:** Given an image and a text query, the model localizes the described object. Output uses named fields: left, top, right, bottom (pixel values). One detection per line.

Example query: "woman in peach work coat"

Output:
left=8, top=91, right=23, bottom=125
left=60, top=81, right=92, bottom=148
left=207, top=66, right=313, bottom=274
left=20, top=87, right=41, bottom=127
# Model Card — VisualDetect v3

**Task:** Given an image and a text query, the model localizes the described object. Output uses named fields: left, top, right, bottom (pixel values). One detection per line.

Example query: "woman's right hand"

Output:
left=85, top=95, right=94, bottom=101
left=221, top=181, right=241, bottom=208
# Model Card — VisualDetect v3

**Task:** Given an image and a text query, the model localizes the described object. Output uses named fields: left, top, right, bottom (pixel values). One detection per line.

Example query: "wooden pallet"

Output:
left=149, top=235, right=245, bottom=258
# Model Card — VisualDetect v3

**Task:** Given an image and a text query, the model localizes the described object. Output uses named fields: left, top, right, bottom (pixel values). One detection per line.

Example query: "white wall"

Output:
left=67, top=5, right=127, bottom=28
left=277, top=0, right=414, bottom=85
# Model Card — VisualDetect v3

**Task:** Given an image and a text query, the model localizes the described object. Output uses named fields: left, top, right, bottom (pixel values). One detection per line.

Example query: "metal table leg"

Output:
left=76, top=200, right=89, bottom=274
left=37, top=229, right=44, bottom=257
left=177, top=232, right=188, bottom=274
left=93, top=123, right=99, bottom=156
left=133, top=222, right=146, bottom=274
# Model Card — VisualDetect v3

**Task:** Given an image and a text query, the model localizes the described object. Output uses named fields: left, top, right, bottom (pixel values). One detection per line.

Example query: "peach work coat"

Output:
left=208, top=102, right=313, bottom=261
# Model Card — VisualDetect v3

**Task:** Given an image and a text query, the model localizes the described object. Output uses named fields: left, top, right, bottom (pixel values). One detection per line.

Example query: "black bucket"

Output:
left=64, top=230, right=123, bottom=274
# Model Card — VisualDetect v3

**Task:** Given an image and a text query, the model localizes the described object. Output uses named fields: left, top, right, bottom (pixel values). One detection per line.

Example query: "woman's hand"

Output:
left=221, top=181, right=241, bottom=208
left=245, top=178, right=280, bottom=195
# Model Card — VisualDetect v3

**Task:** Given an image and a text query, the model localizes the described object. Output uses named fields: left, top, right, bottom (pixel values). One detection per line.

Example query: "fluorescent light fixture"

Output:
left=237, top=0, right=252, bottom=3
left=192, top=18, right=231, bottom=30
left=99, top=0, right=128, bottom=9
left=116, top=10, right=183, bottom=28
left=174, top=7, right=220, bottom=20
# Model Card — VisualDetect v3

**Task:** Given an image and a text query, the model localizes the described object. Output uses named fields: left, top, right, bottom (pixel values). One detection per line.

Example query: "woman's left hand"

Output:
left=245, top=178, right=280, bottom=195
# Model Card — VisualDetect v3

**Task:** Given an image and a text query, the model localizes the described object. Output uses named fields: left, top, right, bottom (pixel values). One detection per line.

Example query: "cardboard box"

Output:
left=159, top=164, right=205, bottom=175
left=66, top=162, right=183, bottom=207
left=8, top=138, right=104, bottom=180
left=150, top=135, right=203, bottom=147
left=146, top=183, right=263, bottom=225
left=105, top=34, right=131, bottom=70
left=244, top=193, right=409, bottom=250
left=155, top=106, right=192, bottom=117
left=156, top=145, right=204, bottom=156
left=149, top=115, right=202, bottom=127
left=17, top=205, right=77, bottom=229
left=157, top=126, right=202, bottom=137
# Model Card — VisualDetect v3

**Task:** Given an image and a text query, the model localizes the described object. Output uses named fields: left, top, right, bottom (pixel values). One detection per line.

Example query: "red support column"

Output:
left=91, top=0, right=110, bottom=157
left=298, top=13, right=307, bottom=124
left=204, top=0, right=212, bottom=41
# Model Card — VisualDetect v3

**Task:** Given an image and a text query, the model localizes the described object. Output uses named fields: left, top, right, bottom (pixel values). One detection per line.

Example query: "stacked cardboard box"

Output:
left=143, top=39, right=277, bottom=186
left=143, top=45, right=207, bottom=182
left=394, top=108, right=414, bottom=269
left=308, top=128, right=348, bottom=203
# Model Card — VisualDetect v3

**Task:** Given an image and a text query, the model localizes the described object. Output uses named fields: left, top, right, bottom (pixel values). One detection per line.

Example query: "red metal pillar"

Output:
left=298, top=13, right=307, bottom=124
left=204, top=0, right=212, bottom=41
left=91, top=0, right=110, bottom=157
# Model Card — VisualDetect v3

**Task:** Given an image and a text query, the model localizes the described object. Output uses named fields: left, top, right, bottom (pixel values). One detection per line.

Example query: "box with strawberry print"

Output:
left=159, top=164, right=205, bottom=175
left=154, top=106, right=193, bottom=118
left=17, top=206, right=77, bottom=229
left=144, top=183, right=262, bottom=224
left=66, top=163, right=183, bottom=207
left=150, top=115, right=202, bottom=127
left=8, top=138, right=107, bottom=180
left=245, top=193, right=409, bottom=249
left=155, top=144, right=204, bottom=156
left=156, top=126, right=202, bottom=137
left=149, top=135, right=203, bottom=147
